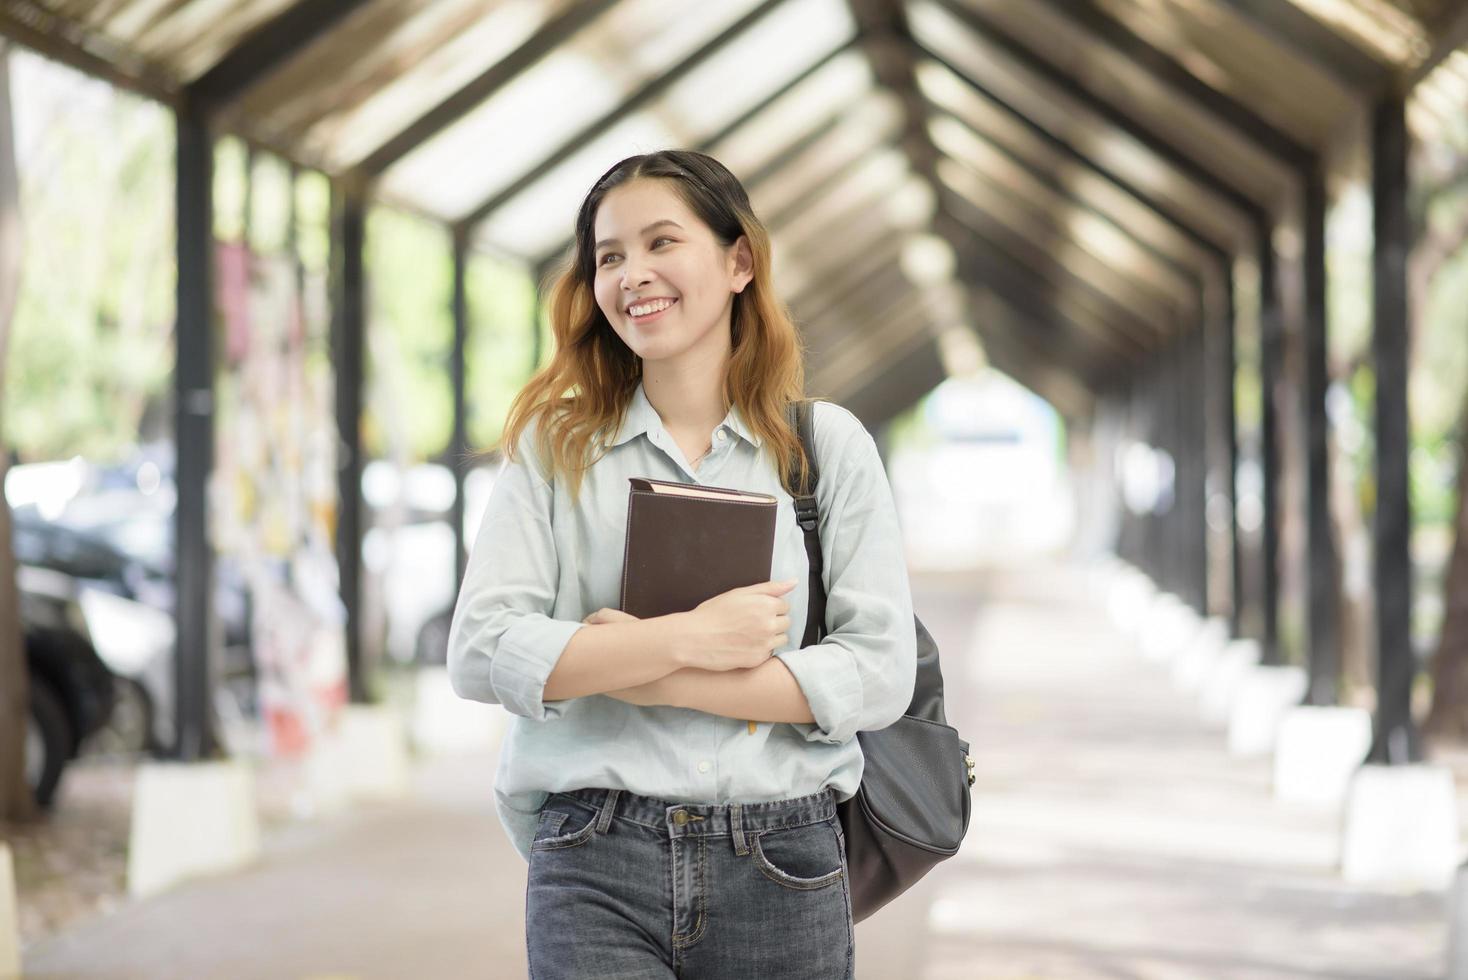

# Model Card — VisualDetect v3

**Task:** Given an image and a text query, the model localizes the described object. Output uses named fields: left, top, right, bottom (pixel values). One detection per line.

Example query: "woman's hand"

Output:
left=679, top=580, right=796, bottom=672
left=583, top=607, right=639, bottom=626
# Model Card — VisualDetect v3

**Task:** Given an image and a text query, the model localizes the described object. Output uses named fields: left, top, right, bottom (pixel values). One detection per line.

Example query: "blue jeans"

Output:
left=525, top=786, right=855, bottom=979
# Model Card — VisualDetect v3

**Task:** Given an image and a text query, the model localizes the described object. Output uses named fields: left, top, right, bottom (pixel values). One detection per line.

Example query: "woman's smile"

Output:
left=628, top=297, right=678, bottom=324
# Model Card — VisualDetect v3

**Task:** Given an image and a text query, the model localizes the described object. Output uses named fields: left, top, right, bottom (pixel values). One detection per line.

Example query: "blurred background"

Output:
left=0, top=1, right=1467, bottom=978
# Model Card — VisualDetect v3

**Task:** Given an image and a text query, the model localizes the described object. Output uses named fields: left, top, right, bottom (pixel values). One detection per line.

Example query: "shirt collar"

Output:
left=604, top=379, right=763, bottom=450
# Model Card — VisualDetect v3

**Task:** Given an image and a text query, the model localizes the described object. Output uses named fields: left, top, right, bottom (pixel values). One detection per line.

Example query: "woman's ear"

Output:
left=729, top=235, right=754, bottom=294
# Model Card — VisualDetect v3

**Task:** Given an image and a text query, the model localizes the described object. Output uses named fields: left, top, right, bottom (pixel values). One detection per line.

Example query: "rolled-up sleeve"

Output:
left=775, top=405, right=917, bottom=745
left=446, top=422, right=586, bottom=721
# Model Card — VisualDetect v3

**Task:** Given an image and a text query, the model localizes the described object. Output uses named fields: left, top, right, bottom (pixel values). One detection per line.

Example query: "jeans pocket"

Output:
left=750, top=819, right=846, bottom=890
left=530, top=797, right=600, bottom=852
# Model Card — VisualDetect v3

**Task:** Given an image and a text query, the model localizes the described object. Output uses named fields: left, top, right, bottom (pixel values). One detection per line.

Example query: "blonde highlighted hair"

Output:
left=494, top=150, right=817, bottom=504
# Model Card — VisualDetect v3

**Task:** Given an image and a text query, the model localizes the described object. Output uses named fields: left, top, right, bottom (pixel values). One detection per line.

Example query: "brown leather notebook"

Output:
left=619, top=476, right=779, bottom=619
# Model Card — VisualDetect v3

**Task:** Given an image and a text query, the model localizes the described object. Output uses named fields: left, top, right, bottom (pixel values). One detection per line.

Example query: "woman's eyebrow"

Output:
left=595, top=220, right=684, bottom=251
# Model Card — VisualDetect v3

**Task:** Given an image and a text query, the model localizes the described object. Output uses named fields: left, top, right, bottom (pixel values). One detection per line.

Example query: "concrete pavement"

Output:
left=21, top=561, right=1452, bottom=979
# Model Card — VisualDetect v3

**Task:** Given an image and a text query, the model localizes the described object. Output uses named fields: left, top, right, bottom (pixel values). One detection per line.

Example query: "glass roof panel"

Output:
left=1097, top=0, right=1355, bottom=146
left=916, top=59, right=1214, bottom=273
left=909, top=0, right=1252, bottom=248
left=214, top=0, right=497, bottom=152
left=475, top=112, right=683, bottom=258
left=380, top=48, right=621, bottom=221
left=707, top=50, right=874, bottom=178
left=1285, top=0, right=1432, bottom=65
left=76, top=0, right=295, bottom=80
left=774, top=147, right=911, bottom=248
left=294, top=0, right=557, bottom=170
left=1410, top=47, right=1468, bottom=137
left=752, top=92, right=905, bottom=220
left=596, top=0, right=770, bottom=78
left=954, top=0, right=1292, bottom=206
left=657, top=0, right=857, bottom=136
left=378, top=0, right=768, bottom=221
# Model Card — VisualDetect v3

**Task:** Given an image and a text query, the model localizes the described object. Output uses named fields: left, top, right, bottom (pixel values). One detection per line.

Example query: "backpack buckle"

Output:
left=793, top=495, right=819, bottom=532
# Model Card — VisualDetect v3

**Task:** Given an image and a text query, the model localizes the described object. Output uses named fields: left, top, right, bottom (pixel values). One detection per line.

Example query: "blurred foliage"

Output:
left=4, top=51, right=174, bottom=462
left=361, top=211, right=542, bottom=462
left=5, top=53, right=541, bottom=469
left=466, top=250, right=538, bottom=451
left=363, top=207, right=453, bottom=462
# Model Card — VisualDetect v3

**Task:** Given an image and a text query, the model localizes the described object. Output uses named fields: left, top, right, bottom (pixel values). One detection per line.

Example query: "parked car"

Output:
left=11, top=492, right=255, bottom=754
left=19, top=566, right=116, bottom=807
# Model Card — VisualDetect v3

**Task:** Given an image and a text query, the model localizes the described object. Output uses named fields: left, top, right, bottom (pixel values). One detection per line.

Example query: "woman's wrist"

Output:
left=654, top=611, right=697, bottom=671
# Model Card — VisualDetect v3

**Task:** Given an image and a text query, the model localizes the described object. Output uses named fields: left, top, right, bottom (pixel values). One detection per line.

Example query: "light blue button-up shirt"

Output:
left=447, top=379, right=917, bottom=861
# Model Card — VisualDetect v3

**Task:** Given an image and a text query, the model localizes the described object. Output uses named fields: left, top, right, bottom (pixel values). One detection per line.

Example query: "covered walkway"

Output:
left=6, top=1, right=1468, bottom=973
left=21, top=562, right=1450, bottom=980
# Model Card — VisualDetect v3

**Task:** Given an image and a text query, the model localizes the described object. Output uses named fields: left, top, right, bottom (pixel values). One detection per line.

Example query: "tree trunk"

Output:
left=1424, top=390, right=1468, bottom=737
left=0, top=41, right=37, bottom=822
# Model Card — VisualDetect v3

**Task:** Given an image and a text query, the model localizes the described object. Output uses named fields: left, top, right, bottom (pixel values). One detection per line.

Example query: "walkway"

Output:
left=21, top=561, right=1451, bottom=979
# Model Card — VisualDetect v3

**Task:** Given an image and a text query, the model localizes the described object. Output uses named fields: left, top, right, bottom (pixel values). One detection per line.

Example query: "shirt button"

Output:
left=716, top=429, right=727, bottom=441
left=697, top=760, right=711, bottom=773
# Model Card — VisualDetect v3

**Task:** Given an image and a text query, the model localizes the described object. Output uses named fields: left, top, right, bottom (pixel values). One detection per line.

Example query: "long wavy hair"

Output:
left=494, top=150, right=815, bottom=504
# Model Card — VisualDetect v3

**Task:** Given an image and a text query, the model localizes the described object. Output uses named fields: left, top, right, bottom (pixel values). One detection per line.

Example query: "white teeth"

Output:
left=629, top=298, right=675, bottom=317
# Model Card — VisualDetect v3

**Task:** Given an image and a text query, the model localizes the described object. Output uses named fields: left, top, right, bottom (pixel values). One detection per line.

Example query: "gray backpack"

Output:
left=787, top=398, right=975, bottom=922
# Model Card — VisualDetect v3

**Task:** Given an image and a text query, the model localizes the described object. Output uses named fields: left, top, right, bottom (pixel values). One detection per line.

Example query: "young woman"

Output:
left=447, top=149, right=916, bottom=979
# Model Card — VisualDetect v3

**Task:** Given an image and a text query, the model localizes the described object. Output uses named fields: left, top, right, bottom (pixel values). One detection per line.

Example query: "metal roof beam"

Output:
left=940, top=180, right=1161, bottom=351
left=966, top=286, right=1114, bottom=396
left=928, top=0, right=1261, bottom=220
left=799, top=262, right=915, bottom=346
left=936, top=205, right=1137, bottom=375
left=913, top=39, right=1234, bottom=263
left=1212, top=0, right=1395, bottom=95
left=1035, top=0, right=1313, bottom=168
left=700, top=33, right=863, bottom=159
left=191, top=0, right=374, bottom=110
left=789, top=236, right=908, bottom=323
left=528, top=39, right=866, bottom=268
left=1406, top=1, right=1468, bottom=91
left=356, top=0, right=617, bottom=177
left=0, top=4, right=177, bottom=103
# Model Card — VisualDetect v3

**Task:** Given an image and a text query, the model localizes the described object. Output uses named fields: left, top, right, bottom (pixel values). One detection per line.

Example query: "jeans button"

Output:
left=672, top=810, right=689, bottom=826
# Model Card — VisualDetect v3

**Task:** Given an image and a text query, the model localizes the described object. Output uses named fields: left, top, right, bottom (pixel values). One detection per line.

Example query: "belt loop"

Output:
left=596, top=789, right=620, bottom=834
left=730, top=803, right=749, bottom=856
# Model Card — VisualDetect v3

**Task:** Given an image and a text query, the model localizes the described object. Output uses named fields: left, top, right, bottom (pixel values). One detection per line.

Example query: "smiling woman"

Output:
left=447, top=149, right=917, bottom=980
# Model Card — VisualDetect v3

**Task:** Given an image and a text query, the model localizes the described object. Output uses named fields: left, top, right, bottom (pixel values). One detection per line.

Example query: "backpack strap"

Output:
left=787, top=399, right=827, bottom=648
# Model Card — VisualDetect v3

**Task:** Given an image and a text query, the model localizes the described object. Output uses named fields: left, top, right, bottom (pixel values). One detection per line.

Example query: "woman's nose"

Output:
left=621, top=254, right=653, bottom=288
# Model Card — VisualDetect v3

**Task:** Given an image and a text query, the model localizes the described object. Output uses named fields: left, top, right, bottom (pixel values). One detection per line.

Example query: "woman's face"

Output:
left=591, top=178, right=752, bottom=367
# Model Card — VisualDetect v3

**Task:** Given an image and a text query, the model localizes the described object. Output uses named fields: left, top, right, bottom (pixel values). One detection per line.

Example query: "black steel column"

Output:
left=451, top=229, right=469, bottom=585
left=1174, top=335, right=1195, bottom=605
left=331, top=185, right=368, bottom=704
left=1117, top=380, right=1141, bottom=570
left=1258, top=228, right=1284, bottom=665
left=173, top=99, right=221, bottom=761
left=1153, top=354, right=1167, bottom=588
left=1369, top=94, right=1422, bottom=765
left=1224, top=272, right=1243, bottom=634
left=1159, top=348, right=1177, bottom=590
left=1303, top=173, right=1341, bottom=703
left=1188, top=321, right=1210, bottom=613
left=1159, top=344, right=1177, bottom=593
